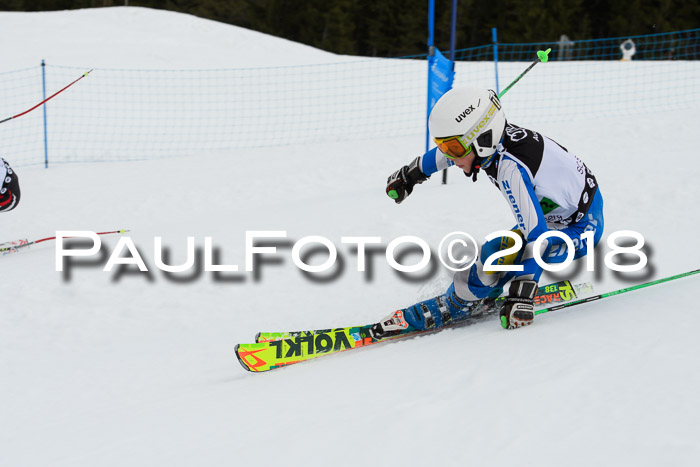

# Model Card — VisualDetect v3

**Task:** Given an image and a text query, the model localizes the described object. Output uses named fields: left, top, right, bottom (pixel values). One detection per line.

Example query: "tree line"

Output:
left=1, top=0, right=698, bottom=57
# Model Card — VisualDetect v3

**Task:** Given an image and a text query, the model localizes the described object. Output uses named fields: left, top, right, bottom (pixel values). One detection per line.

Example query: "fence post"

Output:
left=426, top=0, right=435, bottom=155
left=41, top=60, right=49, bottom=168
left=442, top=0, right=459, bottom=185
left=492, top=28, right=500, bottom=95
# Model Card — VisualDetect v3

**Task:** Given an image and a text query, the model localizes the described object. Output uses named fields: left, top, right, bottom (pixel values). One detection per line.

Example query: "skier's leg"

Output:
left=451, top=230, right=523, bottom=302
left=496, top=189, right=604, bottom=284
left=544, top=189, right=604, bottom=265
left=499, top=189, right=604, bottom=329
left=370, top=232, right=521, bottom=338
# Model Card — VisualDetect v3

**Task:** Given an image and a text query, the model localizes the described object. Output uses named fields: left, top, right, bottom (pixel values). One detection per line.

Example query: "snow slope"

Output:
left=1, top=7, right=699, bottom=467
left=0, top=7, right=340, bottom=69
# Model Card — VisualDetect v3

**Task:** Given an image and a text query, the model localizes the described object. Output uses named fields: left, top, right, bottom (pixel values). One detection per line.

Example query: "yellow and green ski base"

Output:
left=236, top=280, right=592, bottom=372
left=235, top=324, right=416, bottom=372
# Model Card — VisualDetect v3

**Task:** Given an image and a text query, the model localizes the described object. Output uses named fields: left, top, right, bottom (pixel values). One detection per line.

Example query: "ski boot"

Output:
left=369, top=291, right=485, bottom=340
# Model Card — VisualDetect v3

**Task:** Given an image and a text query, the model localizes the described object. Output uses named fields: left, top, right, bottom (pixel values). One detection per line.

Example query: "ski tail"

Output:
left=237, top=326, right=384, bottom=372
left=234, top=344, right=251, bottom=372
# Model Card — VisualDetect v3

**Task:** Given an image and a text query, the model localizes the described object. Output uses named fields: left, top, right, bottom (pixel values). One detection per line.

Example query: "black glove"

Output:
left=500, top=280, right=538, bottom=329
left=0, top=158, right=20, bottom=213
left=386, top=156, right=428, bottom=204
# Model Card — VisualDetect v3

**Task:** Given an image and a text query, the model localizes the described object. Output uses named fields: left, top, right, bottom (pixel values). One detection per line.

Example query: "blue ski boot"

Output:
left=369, top=289, right=486, bottom=339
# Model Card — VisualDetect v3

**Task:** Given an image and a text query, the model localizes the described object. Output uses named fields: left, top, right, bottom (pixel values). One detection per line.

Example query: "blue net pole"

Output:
left=41, top=60, right=48, bottom=168
left=492, top=28, right=500, bottom=95
left=426, top=0, right=435, bottom=154
left=443, top=0, right=458, bottom=185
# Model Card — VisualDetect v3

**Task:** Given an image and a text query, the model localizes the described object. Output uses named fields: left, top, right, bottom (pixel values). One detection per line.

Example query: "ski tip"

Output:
left=234, top=344, right=252, bottom=372
left=254, top=332, right=261, bottom=343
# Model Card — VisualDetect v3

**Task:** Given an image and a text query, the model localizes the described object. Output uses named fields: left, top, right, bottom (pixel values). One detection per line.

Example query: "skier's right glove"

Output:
left=386, top=156, right=428, bottom=204
left=500, top=280, right=538, bottom=329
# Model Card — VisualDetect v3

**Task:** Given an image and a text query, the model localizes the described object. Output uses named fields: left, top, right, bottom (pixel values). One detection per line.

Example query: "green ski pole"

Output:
left=498, top=48, right=551, bottom=99
left=536, top=268, right=700, bottom=316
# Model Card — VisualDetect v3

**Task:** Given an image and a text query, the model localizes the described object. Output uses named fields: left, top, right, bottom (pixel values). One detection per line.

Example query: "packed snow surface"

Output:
left=0, top=7, right=340, bottom=69
left=1, top=7, right=699, bottom=467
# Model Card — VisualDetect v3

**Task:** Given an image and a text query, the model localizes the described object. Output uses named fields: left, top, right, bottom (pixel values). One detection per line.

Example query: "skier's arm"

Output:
left=419, top=147, right=454, bottom=176
left=386, top=148, right=454, bottom=204
left=0, top=158, right=20, bottom=213
left=497, top=156, right=548, bottom=281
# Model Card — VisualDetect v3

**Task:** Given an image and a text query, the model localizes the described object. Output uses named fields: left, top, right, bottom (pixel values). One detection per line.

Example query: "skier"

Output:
left=0, top=158, right=20, bottom=212
left=372, top=87, right=603, bottom=334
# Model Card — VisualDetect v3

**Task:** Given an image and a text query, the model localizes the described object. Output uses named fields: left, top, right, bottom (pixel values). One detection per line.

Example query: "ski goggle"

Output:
left=433, top=135, right=473, bottom=159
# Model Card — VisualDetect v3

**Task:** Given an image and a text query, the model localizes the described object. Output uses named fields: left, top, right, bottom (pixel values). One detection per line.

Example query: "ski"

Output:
left=236, top=280, right=591, bottom=372
left=237, top=269, right=700, bottom=372
left=254, top=280, right=593, bottom=343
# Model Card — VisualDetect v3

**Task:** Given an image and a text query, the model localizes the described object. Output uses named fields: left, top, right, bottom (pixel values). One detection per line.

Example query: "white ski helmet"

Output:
left=428, top=87, right=506, bottom=158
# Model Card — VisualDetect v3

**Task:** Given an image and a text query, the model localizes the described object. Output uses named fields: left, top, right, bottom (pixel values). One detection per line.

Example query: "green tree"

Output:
left=0, top=0, right=698, bottom=56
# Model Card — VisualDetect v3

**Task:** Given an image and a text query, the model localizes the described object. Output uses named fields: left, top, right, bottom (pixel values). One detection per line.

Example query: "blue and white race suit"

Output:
left=420, top=122, right=604, bottom=309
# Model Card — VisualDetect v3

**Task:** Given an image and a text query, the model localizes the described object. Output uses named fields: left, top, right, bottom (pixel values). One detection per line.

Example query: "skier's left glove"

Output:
left=500, top=280, right=538, bottom=329
left=386, top=156, right=428, bottom=204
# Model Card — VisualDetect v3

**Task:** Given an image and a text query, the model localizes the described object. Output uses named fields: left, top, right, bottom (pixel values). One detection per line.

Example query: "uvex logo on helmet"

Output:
left=465, top=103, right=499, bottom=142
left=455, top=101, right=478, bottom=123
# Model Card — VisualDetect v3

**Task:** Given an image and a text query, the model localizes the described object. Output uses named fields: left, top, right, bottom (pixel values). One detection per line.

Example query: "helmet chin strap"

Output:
left=467, top=148, right=498, bottom=182
left=464, top=157, right=483, bottom=182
